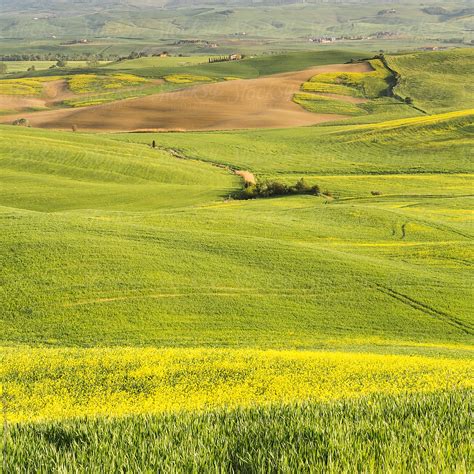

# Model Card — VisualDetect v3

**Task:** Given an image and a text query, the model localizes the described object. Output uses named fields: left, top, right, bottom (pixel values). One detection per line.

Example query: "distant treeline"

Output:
left=0, top=53, right=118, bottom=62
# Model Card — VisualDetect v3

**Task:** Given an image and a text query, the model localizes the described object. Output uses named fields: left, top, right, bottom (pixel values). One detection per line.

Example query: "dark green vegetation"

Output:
left=4, top=391, right=472, bottom=472
left=236, top=178, right=320, bottom=200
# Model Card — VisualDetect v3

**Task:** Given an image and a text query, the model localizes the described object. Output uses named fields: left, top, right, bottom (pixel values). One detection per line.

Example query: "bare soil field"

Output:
left=42, top=80, right=77, bottom=105
left=0, top=80, right=74, bottom=113
left=0, top=95, right=46, bottom=112
left=1, top=63, right=371, bottom=131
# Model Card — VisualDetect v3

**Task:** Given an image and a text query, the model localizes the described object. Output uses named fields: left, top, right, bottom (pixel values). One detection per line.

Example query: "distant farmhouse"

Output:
left=61, top=39, right=88, bottom=45
left=209, top=53, right=243, bottom=63
left=309, top=37, right=336, bottom=44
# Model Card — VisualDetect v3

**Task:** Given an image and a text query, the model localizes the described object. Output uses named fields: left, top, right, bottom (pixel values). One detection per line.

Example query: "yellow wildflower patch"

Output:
left=0, top=76, right=64, bottom=96
left=68, top=73, right=148, bottom=94
left=302, top=59, right=391, bottom=99
left=2, top=347, right=472, bottom=423
left=163, top=74, right=214, bottom=84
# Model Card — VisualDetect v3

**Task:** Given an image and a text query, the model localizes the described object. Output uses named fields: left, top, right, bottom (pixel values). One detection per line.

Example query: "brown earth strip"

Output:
left=1, top=62, right=372, bottom=132
left=235, top=170, right=256, bottom=185
left=42, top=79, right=76, bottom=105
left=0, top=79, right=75, bottom=113
left=0, top=95, right=46, bottom=112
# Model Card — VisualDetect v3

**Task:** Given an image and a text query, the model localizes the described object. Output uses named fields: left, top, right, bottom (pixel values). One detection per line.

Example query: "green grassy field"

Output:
left=386, top=48, right=474, bottom=113
left=0, top=60, right=109, bottom=73
left=294, top=92, right=367, bottom=116
left=4, top=391, right=472, bottom=472
left=101, top=50, right=371, bottom=80
left=1, top=47, right=473, bottom=471
left=2, top=0, right=472, bottom=44
left=116, top=109, right=473, bottom=177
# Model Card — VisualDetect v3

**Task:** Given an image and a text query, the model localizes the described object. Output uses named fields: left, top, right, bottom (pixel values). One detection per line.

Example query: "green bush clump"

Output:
left=237, top=178, right=320, bottom=199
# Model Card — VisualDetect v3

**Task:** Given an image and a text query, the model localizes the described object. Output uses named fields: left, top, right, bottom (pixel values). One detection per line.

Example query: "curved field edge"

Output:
left=2, top=347, right=473, bottom=423
left=115, top=108, right=474, bottom=173
left=4, top=390, right=472, bottom=473
left=384, top=49, right=474, bottom=114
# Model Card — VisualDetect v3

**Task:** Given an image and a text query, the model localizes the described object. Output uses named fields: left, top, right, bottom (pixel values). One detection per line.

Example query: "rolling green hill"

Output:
left=386, top=48, right=474, bottom=113
left=1, top=47, right=473, bottom=471
left=1, top=0, right=472, bottom=43
left=103, top=50, right=371, bottom=79
left=2, top=108, right=473, bottom=349
left=116, top=109, right=473, bottom=178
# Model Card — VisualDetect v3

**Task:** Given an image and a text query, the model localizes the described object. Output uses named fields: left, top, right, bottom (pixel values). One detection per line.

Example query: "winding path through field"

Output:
left=1, top=62, right=371, bottom=131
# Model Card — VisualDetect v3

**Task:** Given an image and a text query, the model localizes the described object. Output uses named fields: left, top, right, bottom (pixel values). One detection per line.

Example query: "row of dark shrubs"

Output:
left=235, top=178, right=323, bottom=200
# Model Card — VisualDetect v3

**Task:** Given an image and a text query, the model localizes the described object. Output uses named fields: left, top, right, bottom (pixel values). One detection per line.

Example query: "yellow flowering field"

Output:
left=302, top=59, right=391, bottom=98
left=352, top=107, right=474, bottom=131
left=2, top=347, right=472, bottom=423
left=67, top=73, right=148, bottom=94
left=163, top=74, right=214, bottom=84
left=0, top=76, right=64, bottom=95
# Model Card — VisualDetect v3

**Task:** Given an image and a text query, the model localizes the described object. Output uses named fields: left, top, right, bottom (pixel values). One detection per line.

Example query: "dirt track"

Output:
left=42, top=80, right=76, bottom=105
left=1, top=63, right=371, bottom=131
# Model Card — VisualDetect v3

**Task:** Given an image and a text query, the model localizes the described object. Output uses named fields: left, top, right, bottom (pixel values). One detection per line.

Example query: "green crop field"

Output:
left=0, top=45, right=473, bottom=471
left=101, top=50, right=372, bottom=80
left=386, top=48, right=474, bottom=113
left=4, top=391, right=472, bottom=472
left=0, top=60, right=109, bottom=73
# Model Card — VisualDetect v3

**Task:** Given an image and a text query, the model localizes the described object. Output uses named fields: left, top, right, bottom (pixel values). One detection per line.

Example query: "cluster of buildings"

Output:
left=61, top=39, right=88, bottom=45
left=174, top=40, right=219, bottom=48
left=308, top=31, right=398, bottom=43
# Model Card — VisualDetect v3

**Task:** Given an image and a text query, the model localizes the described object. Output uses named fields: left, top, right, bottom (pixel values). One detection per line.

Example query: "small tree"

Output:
left=0, top=62, right=7, bottom=74
left=87, top=57, right=100, bottom=68
left=27, top=65, right=36, bottom=72
left=405, top=96, right=413, bottom=105
left=12, top=118, right=30, bottom=127
left=56, top=58, right=68, bottom=68
left=293, top=178, right=309, bottom=193
left=151, top=140, right=156, bottom=148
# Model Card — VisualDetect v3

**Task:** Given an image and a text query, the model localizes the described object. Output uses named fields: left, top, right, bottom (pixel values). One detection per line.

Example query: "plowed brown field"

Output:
left=1, top=63, right=371, bottom=131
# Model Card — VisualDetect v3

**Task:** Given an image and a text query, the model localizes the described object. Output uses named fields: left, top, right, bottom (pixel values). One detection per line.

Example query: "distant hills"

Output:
left=1, top=0, right=472, bottom=42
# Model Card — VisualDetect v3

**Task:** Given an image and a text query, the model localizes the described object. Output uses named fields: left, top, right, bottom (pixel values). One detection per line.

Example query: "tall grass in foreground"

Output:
left=3, top=391, right=471, bottom=472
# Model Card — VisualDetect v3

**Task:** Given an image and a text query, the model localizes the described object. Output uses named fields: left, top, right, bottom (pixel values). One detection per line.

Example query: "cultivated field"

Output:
left=1, top=47, right=473, bottom=471
left=1, top=62, right=371, bottom=130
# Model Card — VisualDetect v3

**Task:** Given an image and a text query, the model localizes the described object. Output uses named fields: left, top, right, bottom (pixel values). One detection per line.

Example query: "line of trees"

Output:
left=0, top=53, right=118, bottom=62
left=209, top=56, right=231, bottom=63
left=0, top=57, right=104, bottom=74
